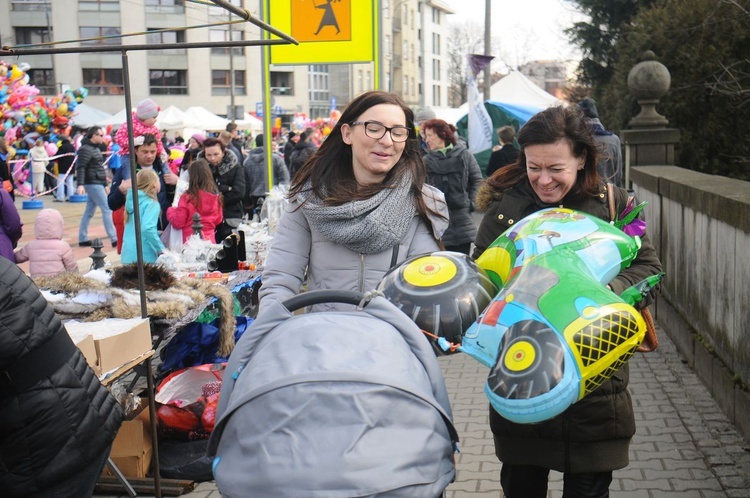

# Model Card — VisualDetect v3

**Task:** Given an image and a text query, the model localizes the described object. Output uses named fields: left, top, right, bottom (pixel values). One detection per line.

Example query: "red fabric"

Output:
left=113, top=112, right=164, bottom=157
left=113, top=207, right=124, bottom=254
left=166, top=190, right=223, bottom=244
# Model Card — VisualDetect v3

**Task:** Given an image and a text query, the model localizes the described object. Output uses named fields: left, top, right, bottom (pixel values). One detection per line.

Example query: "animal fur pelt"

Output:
left=35, top=266, right=239, bottom=357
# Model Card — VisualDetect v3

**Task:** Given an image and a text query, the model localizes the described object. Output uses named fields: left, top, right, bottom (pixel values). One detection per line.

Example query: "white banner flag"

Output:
left=467, top=72, right=494, bottom=154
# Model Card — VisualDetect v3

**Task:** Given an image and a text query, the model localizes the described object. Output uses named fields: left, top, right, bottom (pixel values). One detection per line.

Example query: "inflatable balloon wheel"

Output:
left=486, top=319, right=565, bottom=400
left=377, top=251, right=497, bottom=354
left=69, top=194, right=88, bottom=203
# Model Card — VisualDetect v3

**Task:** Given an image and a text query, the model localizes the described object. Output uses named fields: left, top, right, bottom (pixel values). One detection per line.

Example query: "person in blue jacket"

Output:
left=121, top=168, right=165, bottom=264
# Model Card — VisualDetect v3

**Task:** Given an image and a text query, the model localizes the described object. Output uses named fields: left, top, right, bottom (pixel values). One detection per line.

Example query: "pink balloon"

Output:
left=46, top=142, right=58, bottom=156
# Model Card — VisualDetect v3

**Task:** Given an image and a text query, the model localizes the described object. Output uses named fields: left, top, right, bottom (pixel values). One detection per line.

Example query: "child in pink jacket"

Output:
left=113, top=98, right=165, bottom=158
left=15, top=208, right=78, bottom=277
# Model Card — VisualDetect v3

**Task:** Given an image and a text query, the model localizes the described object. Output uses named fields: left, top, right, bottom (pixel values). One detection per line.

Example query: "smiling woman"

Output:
left=257, top=90, right=451, bottom=316
left=471, top=105, right=663, bottom=498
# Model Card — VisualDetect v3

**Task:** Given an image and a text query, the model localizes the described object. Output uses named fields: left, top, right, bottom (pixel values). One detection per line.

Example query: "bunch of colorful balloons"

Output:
left=0, top=60, right=88, bottom=146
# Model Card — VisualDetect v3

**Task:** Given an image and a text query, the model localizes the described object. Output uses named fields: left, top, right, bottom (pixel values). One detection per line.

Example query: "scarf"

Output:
left=300, top=174, right=417, bottom=254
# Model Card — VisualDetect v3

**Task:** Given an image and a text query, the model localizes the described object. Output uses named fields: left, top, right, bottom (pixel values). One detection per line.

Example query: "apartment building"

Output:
left=1, top=0, right=454, bottom=121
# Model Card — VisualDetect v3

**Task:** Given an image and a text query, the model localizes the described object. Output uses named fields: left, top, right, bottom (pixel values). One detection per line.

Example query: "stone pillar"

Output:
left=620, top=51, right=681, bottom=186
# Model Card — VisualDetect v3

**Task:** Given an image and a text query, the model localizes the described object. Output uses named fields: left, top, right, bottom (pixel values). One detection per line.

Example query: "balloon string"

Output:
left=421, top=330, right=461, bottom=353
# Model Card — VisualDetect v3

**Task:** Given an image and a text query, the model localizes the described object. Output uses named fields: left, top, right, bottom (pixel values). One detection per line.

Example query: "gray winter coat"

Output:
left=243, top=147, right=290, bottom=198
left=423, top=144, right=483, bottom=247
left=259, top=190, right=447, bottom=314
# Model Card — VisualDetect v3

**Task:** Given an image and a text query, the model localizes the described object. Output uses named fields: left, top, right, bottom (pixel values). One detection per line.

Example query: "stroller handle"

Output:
left=282, top=290, right=368, bottom=312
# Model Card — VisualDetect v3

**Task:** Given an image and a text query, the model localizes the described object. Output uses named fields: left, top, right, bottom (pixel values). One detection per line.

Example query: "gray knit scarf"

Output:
left=300, top=174, right=417, bottom=254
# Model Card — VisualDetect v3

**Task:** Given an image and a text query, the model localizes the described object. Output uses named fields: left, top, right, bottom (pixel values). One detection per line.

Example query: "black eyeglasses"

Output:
left=349, top=121, right=411, bottom=142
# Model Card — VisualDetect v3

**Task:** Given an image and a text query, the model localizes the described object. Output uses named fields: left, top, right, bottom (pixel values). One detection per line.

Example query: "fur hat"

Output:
left=577, top=98, right=600, bottom=119
left=136, top=98, right=160, bottom=120
left=415, top=107, right=436, bottom=123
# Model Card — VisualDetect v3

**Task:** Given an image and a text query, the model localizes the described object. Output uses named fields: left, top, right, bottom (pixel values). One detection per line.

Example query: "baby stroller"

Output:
left=207, top=290, right=458, bottom=497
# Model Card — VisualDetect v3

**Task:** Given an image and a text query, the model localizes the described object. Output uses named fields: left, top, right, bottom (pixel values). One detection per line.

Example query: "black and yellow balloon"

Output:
left=377, top=251, right=497, bottom=353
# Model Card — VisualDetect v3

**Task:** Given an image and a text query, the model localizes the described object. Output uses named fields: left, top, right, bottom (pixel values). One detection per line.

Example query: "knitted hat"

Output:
left=190, top=133, right=205, bottom=146
left=415, top=107, right=436, bottom=123
left=136, top=98, right=160, bottom=120
left=577, top=98, right=599, bottom=119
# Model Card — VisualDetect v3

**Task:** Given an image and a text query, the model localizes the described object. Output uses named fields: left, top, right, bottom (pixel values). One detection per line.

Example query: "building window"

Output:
left=403, top=41, right=409, bottom=61
left=270, top=71, right=294, bottom=96
left=79, top=0, right=119, bottom=12
left=211, top=70, right=246, bottom=96
left=385, top=35, right=391, bottom=57
left=432, top=33, right=440, bottom=55
left=147, top=29, right=186, bottom=54
left=403, top=76, right=408, bottom=95
left=12, top=0, right=51, bottom=11
left=366, top=71, right=372, bottom=91
left=432, top=59, right=441, bottom=80
left=432, top=7, right=440, bottom=24
left=28, top=69, right=55, bottom=94
left=308, top=65, right=329, bottom=104
left=433, top=84, right=441, bottom=106
left=209, top=29, right=244, bottom=56
left=82, top=68, right=124, bottom=95
left=14, top=27, right=51, bottom=46
left=80, top=27, right=122, bottom=46
left=149, top=70, right=188, bottom=95
left=145, top=0, right=184, bottom=14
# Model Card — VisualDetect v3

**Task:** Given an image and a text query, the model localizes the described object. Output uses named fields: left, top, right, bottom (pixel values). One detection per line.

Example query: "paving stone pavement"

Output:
left=24, top=197, right=748, bottom=497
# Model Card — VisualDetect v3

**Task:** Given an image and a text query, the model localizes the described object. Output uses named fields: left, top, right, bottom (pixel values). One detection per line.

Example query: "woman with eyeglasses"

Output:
left=421, top=118, right=483, bottom=255
left=258, top=91, right=449, bottom=315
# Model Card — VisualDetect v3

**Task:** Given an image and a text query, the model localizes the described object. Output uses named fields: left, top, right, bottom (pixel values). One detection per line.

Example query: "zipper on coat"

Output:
left=358, top=254, right=365, bottom=291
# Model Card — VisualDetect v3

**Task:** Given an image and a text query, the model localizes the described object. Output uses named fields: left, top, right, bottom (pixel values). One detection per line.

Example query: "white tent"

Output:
left=234, top=113, right=263, bottom=134
left=489, top=71, right=560, bottom=109
left=184, top=106, right=230, bottom=131
left=155, top=105, right=201, bottom=130
left=96, top=108, right=133, bottom=127
left=70, top=103, right=113, bottom=129
left=433, top=105, right=468, bottom=126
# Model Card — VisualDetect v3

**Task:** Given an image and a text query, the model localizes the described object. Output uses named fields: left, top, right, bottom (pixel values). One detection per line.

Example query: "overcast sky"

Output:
left=442, top=0, right=586, bottom=68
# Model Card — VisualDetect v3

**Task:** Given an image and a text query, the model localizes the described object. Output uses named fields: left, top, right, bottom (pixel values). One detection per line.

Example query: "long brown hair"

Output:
left=289, top=91, right=441, bottom=225
left=486, top=106, right=601, bottom=199
left=186, top=159, right=222, bottom=211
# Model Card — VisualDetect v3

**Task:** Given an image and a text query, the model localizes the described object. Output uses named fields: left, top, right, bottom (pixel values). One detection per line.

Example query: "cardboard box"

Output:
left=92, top=318, right=152, bottom=376
left=105, top=407, right=153, bottom=478
left=64, top=318, right=152, bottom=376
left=66, top=329, right=97, bottom=371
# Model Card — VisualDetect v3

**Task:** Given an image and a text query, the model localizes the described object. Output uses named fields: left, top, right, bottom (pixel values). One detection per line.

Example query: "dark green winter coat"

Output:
left=473, top=179, right=663, bottom=473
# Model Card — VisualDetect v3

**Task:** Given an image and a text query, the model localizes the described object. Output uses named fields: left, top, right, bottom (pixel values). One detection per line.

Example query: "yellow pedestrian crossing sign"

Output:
left=268, top=0, right=375, bottom=65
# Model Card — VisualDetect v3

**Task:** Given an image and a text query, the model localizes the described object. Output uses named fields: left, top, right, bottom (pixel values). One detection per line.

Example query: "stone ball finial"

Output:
left=627, top=50, right=671, bottom=128
left=627, top=50, right=671, bottom=101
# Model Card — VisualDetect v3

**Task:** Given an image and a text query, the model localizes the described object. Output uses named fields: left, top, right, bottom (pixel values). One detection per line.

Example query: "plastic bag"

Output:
left=160, top=223, right=183, bottom=252
left=155, top=364, right=225, bottom=440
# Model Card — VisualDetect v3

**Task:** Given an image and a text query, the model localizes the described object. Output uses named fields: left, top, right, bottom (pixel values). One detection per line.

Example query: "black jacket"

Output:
left=289, top=140, right=317, bottom=176
left=486, top=144, right=519, bottom=177
left=198, top=149, right=246, bottom=220
left=75, top=139, right=108, bottom=187
left=56, top=140, right=76, bottom=177
left=474, top=180, right=663, bottom=473
left=0, top=257, right=123, bottom=496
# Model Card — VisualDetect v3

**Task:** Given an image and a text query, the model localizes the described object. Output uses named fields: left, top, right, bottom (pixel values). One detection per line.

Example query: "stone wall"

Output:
left=631, top=165, right=750, bottom=440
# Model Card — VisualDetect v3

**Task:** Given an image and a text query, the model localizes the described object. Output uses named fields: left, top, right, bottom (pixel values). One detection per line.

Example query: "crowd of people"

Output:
left=0, top=92, right=659, bottom=498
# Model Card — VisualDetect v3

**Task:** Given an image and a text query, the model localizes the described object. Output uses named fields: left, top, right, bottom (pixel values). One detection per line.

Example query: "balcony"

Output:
left=11, top=0, right=50, bottom=11
left=271, top=86, right=293, bottom=96
left=392, top=52, right=402, bottom=69
left=392, top=16, right=402, bottom=32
